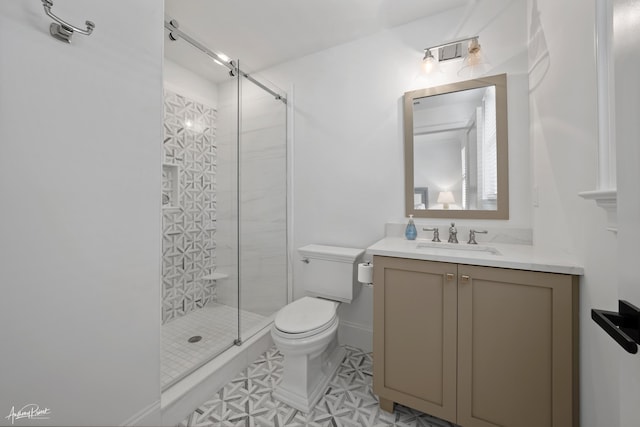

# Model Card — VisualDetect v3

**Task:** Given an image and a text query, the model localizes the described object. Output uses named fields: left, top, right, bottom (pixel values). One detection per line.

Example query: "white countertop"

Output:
left=366, top=237, right=584, bottom=275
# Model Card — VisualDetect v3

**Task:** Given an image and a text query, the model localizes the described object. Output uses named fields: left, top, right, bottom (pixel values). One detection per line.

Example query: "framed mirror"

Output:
left=404, top=74, right=509, bottom=219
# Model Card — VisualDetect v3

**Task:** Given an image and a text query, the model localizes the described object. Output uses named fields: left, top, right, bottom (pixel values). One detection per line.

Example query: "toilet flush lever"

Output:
left=301, top=258, right=310, bottom=264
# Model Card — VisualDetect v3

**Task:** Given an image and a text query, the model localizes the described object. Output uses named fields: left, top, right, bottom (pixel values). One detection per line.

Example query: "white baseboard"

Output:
left=338, top=320, right=373, bottom=353
left=120, top=400, right=161, bottom=426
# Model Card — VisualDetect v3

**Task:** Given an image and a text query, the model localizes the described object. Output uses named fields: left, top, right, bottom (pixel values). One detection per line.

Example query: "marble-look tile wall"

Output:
left=211, top=83, right=238, bottom=310
left=162, top=90, right=218, bottom=324
left=216, top=79, right=288, bottom=319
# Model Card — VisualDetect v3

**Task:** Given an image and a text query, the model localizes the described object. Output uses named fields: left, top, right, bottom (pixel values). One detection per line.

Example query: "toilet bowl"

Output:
left=271, top=244, right=364, bottom=412
left=271, top=296, right=344, bottom=412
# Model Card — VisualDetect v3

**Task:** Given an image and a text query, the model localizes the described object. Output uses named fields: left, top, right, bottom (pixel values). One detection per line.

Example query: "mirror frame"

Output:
left=404, top=73, right=509, bottom=219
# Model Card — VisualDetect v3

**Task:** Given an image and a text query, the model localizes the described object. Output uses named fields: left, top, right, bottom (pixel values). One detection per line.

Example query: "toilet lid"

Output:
left=275, top=297, right=338, bottom=334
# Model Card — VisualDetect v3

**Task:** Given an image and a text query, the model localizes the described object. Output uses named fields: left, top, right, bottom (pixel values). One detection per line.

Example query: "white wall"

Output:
left=613, top=0, right=640, bottom=424
left=527, top=0, right=620, bottom=425
left=0, top=1, right=163, bottom=425
left=261, top=0, right=529, bottom=350
left=164, top=58, right=218, bottom=108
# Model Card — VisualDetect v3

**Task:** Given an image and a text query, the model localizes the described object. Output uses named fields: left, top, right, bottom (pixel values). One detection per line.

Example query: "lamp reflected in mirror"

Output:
left=437, top=191, right=455, bottom=209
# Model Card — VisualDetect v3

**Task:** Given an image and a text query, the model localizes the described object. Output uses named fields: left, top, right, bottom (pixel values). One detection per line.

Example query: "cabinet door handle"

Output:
left=460, top=274, right=470, bottom=283
left=446, top=273, right=455, bottom=281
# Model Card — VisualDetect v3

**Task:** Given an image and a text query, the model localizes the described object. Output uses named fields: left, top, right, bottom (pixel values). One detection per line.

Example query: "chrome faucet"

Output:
left=423, top=227, right=441, bottom=242
left=468, top=229, right=488, bottom=244
left=448, top=222, right=458, bottom=243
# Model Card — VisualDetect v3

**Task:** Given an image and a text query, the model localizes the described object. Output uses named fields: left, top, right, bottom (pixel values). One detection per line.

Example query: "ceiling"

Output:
left=164, top=0, right=470, bottom=83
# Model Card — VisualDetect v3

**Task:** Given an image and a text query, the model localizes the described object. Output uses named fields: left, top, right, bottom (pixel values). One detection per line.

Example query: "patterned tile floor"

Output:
left=162, top=303, right=267, bottom=388
left=180, top=346, right=457, bottom=427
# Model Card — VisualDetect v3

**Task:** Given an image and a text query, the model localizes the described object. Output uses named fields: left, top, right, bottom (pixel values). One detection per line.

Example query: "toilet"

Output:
left=271, top=244, right=364, bottom=412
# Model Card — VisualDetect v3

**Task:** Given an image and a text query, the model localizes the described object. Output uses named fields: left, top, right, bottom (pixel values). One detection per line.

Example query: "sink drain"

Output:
left=188, top=335, right=202, bottom=343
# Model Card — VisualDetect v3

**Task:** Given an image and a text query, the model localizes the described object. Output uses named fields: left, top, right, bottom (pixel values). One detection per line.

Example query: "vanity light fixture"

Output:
left=422, top=36, right=490, bottom=78
left=421, top=49, right=440, bottom=75
left=437, top=191, right=456, bottom=209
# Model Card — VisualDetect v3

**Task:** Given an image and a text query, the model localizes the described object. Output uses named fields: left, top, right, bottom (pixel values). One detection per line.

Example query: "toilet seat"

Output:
left=274, top=296, right=339, bottom=339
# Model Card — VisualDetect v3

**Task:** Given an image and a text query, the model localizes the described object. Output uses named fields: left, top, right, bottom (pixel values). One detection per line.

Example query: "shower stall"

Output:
left=160, top=20, right=288, bottom=389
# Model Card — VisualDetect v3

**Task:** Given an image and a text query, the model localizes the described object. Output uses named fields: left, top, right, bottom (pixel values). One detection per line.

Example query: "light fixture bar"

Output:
left=423, top=35, right=478, bottom=53
left=420, top=35, right=489, bottom=78
left=439, top=44, right=462, bottom=61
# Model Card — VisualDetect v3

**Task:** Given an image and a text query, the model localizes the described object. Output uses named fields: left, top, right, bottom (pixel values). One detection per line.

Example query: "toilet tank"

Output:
left=298, top=244, right=364, bottom=303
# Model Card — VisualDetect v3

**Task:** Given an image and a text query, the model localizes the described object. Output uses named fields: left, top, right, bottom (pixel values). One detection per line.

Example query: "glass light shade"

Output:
left=458, top=38, right=491, bottom=78
left=421, top=49, right=440, bottom=75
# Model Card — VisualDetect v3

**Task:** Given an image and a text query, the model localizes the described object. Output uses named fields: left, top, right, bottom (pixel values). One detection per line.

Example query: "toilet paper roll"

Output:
left=358, top=262, right=373, bottom=284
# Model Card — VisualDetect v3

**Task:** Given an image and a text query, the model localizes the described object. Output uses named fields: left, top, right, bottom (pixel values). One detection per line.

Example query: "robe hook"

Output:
left=42, top=0, right=95, bottom=43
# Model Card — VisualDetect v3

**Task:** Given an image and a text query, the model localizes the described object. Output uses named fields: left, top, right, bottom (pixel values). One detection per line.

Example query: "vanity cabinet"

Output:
left=372, top=256, right=579, bottom=427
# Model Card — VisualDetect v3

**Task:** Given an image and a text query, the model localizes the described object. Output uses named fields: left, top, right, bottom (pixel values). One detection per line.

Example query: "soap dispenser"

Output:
left=405, top=215, right=417, bottom=240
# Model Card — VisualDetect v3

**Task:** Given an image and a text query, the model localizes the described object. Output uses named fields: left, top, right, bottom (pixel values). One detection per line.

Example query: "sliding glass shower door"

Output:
left=161, top=33, right=288, bottom=388
left=238, top=74, right=288, bottom=342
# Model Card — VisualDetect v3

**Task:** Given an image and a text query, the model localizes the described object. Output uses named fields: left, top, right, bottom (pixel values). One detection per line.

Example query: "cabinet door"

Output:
left=457, top=265, right=578, bottom=427
left=373, top=256, right=458, bottom=422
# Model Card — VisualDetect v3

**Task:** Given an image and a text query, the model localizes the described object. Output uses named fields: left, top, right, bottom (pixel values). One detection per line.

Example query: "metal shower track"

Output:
left=164, top=19, right=287, bottom=104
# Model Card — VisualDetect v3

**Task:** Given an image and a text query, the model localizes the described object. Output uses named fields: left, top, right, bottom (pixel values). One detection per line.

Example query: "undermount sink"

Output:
left=416, top=241, right=502, bottom=256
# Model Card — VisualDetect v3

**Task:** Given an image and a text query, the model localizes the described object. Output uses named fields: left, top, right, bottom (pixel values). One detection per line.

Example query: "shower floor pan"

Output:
left=161, top=303, right=267, bottom=388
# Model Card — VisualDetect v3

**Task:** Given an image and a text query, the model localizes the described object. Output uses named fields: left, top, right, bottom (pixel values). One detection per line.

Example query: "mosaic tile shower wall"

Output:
left=162, top=90, right=218, bottom=324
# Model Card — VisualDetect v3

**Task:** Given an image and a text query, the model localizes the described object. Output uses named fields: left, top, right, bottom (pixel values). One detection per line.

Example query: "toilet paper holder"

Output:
left=358, top=262, right=374, bottom=287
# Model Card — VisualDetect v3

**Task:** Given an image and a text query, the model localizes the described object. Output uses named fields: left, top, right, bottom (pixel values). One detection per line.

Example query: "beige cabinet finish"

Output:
left=372, top=257, right=458, bottom=421
left=373, top=256, right=579, bottom=427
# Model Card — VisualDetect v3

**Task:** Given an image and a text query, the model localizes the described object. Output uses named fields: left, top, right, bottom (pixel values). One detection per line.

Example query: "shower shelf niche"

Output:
left=162, top=163, right=180, bottom=209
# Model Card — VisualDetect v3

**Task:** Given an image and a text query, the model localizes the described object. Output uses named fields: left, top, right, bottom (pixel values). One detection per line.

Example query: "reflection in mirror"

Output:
left=404, top=74, right=508, bottom=219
